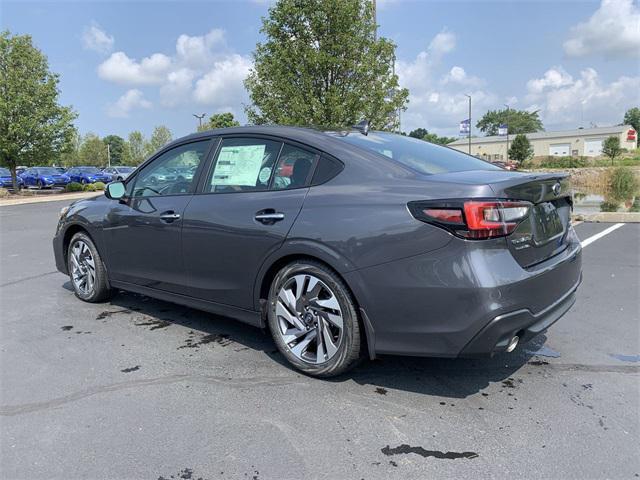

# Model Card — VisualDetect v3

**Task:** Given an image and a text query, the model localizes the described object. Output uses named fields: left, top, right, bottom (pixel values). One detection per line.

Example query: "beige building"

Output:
left=449, top=125, right=637, bottom=161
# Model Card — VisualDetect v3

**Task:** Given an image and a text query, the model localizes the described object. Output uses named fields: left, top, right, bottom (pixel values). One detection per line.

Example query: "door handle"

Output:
left=160, top=211, right=181, bottom=222
left=255, top=211, right=285, bottom=224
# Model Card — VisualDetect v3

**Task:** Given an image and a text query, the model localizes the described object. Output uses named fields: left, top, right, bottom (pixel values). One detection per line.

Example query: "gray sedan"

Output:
left=53, top=125, right=582, bottom=377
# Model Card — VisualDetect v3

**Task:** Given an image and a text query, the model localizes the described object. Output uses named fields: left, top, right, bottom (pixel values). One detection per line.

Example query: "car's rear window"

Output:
left=333, top=131, right=500, bottom=175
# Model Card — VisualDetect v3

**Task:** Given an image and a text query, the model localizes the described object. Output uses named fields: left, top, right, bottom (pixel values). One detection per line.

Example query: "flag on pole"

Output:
left=498, top=124, right=508, bottom=136
left=459, top=119, right=470, bottom=135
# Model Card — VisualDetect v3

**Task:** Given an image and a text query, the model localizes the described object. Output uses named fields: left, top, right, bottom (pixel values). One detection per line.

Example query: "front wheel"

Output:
left=267, top=261, right=362, bottom=377
left=67, top=232, right=112, bottom=302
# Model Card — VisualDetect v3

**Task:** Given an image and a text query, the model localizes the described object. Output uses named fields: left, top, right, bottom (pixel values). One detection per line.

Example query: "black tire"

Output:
left=37, top=180, right=43, bottom=190
left=81, top=178, right=87, bottom=185
left=267, top=260, right=362, bottom=377
left=67, top=232, right=112, bottom=303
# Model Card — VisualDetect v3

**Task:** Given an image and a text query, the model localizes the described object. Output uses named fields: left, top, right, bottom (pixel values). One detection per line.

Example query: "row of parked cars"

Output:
left=0, top=166, right=136, bottom=190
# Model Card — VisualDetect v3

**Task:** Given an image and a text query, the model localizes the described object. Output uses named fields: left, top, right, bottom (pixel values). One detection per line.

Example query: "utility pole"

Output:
left=193, top=113, right=206, bottom=130
left=465, top=94, right=472, bottom=155
left=107, top=143, right=111, bottom=168
left=504, top=103, right=510, bottom=161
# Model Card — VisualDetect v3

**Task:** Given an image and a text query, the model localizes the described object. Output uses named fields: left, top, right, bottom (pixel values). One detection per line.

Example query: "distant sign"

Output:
left=459, top=119, right=470, bottom=135
left=628, top=129, right=637, bottom=141
left=498, top=124, right=508, bottom=136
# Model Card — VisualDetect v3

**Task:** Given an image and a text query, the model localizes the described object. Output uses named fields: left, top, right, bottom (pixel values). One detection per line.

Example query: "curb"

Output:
left=0, top=191, right=101, bottom=207
left=573, top=212, right=640, bottom=223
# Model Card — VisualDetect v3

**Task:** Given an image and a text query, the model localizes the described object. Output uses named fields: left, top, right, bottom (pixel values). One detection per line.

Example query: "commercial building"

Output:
left=449, top=125, right=637, bottom=161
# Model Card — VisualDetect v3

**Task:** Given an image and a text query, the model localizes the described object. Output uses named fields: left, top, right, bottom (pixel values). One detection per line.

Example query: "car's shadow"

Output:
left=73, top=285, right=548, bottom=399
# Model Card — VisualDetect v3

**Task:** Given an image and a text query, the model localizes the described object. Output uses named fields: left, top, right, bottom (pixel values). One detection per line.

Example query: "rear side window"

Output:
left=334, top=131, right=500, bottom=175
left=311, top=155, right=344, bottom=185
left=207, top=138, right=282, bottom=193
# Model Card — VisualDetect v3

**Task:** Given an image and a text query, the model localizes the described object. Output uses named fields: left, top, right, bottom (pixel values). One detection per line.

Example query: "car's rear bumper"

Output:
left=345, top=226, right=582, bottom=358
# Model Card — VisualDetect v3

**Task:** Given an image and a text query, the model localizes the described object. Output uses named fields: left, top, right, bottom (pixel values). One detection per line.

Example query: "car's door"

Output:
left=66, top=168, right=78, bottom=183
left=21, top=169, right=33, bottom=186
left=102, top=139, right=214, bottom=294
left=182, top=137, right=317, bottom=309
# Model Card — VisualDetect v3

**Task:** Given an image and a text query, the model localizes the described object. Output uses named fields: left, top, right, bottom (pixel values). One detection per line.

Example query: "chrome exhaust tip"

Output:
left=506, top=335, right=520, bottom=353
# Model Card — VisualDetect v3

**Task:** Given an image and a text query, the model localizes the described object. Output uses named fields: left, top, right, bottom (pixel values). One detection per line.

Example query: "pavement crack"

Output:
left=0, top=271, right=58, bottom=288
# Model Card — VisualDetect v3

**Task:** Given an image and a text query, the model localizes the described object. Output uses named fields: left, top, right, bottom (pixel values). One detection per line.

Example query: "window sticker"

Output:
left=258, top=167, right=272, bottom=184
left=212, top=144, right=266, bottom=186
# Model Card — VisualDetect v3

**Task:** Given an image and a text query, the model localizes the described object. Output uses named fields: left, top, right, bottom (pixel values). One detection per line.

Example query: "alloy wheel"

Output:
left=70, top=240, right=96, bottom=296
left=275, top=274, right=344, bottom=364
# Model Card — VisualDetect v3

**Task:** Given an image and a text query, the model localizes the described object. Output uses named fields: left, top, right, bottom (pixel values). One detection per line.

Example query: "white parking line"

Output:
left=580, top=223, right=625, bottom=248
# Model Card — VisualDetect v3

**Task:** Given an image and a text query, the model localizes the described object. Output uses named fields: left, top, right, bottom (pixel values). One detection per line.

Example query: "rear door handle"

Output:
left=160, top=211, right=181, bottom=223
left=255, top=211, right=285, bottom=224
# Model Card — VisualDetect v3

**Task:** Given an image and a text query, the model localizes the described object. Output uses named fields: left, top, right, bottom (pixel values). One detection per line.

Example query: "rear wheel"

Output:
left=67, top=232, right=112, bottom=302
left=267, top=261, right=362, bottom=377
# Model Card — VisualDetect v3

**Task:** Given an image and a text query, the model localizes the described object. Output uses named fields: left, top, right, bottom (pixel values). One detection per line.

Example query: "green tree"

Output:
left=103, top=134, right=126, bottom=165
left=508, top=134, right=534, bottom=163
left=408, top=128, right=429, bottom=139
left=477, top=109, right=543, bottom=136
left=602, top=136, right=622, bottom=166
left=623, top=107, right=640, bottom=134
left=127, top=130, right=147, bottom=165
left=59, top=128, right=82, bottom=166
left=0, top=31, right=77, bottom=190
left=79, top=133, right=108, bottom=166
left=198, top=112, right=240, bottom=132
left=245, top=0, right=408, bottom=130
left=146, top=125, right=173, bottom=156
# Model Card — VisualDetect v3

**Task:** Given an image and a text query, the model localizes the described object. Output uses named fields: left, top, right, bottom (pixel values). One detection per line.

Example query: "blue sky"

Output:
left=3, top=0, right=639, bottom=140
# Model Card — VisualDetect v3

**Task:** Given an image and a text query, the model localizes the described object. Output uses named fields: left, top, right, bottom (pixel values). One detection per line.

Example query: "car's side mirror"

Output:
left=105, top=181, right=126, bottom=200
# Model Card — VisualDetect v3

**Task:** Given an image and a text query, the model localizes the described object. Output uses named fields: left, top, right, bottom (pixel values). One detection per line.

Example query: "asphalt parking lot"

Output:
left=1, top=199, right=638, bottom=480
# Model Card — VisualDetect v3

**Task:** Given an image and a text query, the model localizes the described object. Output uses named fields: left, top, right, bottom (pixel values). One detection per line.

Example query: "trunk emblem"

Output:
left=552, top=182, right=561, bottom=195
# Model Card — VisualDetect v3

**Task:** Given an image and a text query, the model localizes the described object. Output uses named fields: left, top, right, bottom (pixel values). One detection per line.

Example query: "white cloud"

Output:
left=526, top=66, right=573, bottom=94
left=98, top=52, right=172, bottom=86
left=564, top=0, right=640, bottom=58
left=97, top=29, right=252, bottom=112
left=193, top=54, right=252, bottom=106
left=107, top=89, right=152, bottom=118
left=525, top=66, right=640, bottom=128
left=442, top=66, right=484, bottom=87
left=397, top=31, right=496, bottom=134
left=82, top=23, right=114, bottom=54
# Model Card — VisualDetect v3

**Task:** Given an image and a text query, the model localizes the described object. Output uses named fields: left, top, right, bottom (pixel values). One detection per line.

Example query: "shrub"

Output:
left=0, top=188, right=10, bottom=198
left=93, top=181, right=106, bottom=190
left=630, top=198, right=640, bottom=212
left=83, top=183, right=97, bottom=192
left=599, top=200, right=619, bottom=212
left=539, top=156, right=587, bottom=168
left=65, top=182, right=83, bottom=192
left=607, top=167, right=639, bottom=202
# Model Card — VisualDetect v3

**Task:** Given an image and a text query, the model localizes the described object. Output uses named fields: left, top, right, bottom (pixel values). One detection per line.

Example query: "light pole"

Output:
left=504, top=103, right=509, bottom=161
left=193, top=113, right=206, bottom=130
left=465, top=94, right=472, bottom=155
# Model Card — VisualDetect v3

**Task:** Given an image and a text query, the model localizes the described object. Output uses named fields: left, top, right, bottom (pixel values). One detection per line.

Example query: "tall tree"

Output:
left=0, top=31, right=76, bottom=190
left=79, top=133, right=108, bottom=166
left=408, top=128, right=455, bottom=145
left=477, top=109, right=543, bottom=136
left=198, top=112, right=241, bottom=132
left=103, top=134, right=126, bottom=165
left=146, top=125, right=173, bottom=156
left=245, top=0, right=408, bottom=130
left=602, top=136, right=622, bottom=166
left=127, top=131, right=147, bottom=165
left=408, top=128, right=429, bottom=139
left=623, top=107, right=640, bottom=134
left=508, top=134, right=534, bottom=163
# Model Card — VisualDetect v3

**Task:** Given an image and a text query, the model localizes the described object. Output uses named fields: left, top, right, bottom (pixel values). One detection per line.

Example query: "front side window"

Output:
left=271, top=144, right=317, bottom=190
left=131, top=140, right=210, bottom=197
left=207, top=138, right=282, bottom=193
left=333, top=131, right=500, bottom=175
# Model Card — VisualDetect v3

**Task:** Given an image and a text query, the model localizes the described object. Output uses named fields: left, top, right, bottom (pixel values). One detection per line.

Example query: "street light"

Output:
left=193, top=113, right=206, bottom=130
left=504, top=103, right=510, bottom=161
left=464, top=94, right=472, bottom=154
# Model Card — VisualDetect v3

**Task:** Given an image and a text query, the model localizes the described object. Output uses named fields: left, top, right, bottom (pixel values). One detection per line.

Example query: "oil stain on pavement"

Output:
left=382, top=444, right=479, bottom=460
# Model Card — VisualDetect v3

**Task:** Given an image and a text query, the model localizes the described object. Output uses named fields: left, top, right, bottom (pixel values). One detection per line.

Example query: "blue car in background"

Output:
left=66, top=166, right=112, bottom=184
left=0, top=167, right=24, bottom=190
left=20, top=167, right=70, bottom=189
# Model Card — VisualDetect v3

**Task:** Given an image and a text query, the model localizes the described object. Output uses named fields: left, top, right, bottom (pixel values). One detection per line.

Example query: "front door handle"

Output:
left=255, top=210, right=285, bottom=224
left=160, top=211, right=181, bottom=223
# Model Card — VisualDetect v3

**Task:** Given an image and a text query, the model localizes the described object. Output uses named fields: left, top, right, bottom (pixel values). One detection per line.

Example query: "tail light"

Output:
left=408, top=199, right=531, bottom=240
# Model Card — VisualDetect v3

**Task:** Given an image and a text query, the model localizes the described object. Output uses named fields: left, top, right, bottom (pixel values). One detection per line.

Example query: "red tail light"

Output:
left=408, top=199, right=531, bottom=240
